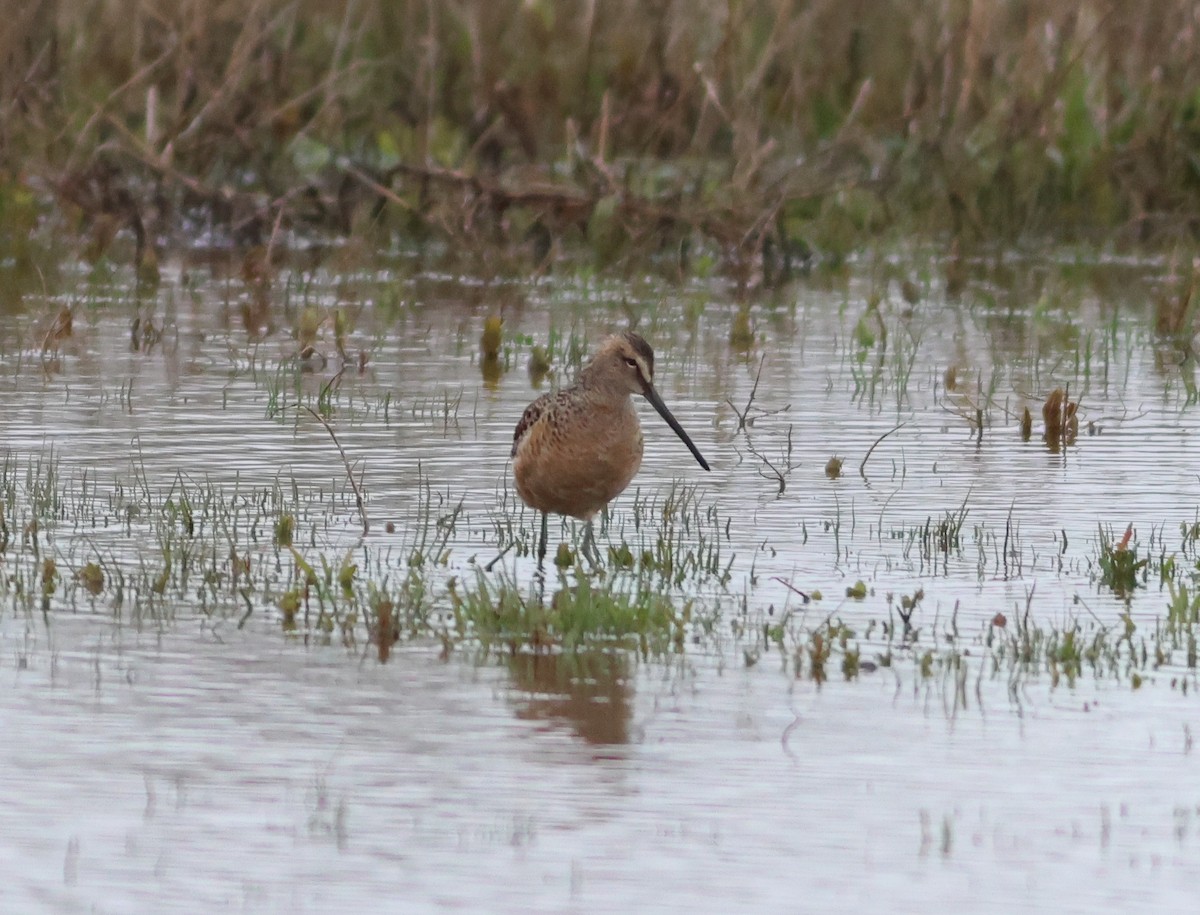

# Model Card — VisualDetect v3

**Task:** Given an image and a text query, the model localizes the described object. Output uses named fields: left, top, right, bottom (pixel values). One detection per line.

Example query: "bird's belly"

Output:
left=514, top=426, right=643, bottom=520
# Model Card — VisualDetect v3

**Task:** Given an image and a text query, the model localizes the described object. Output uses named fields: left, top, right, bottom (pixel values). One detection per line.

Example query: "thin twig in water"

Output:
left=1002, top=497, right=1016, bottom=577
left=781, top=713, right=803, bottom=762
left=725, top=354, right=788, bottom=431
left=772, top=576, right=811, bottom=603
left=744, top=430, right=797, bottom=495
left=859, top=420, right=909, bottom=480
left=301, top=404, right=369, bottom=535
left=1072, top=593, right=1107, bottom=628
left=237, top=588, right=254, bottom=629
left=319, top=365, right=347, bottom=403
left=484, top=542, right=514, bottom=572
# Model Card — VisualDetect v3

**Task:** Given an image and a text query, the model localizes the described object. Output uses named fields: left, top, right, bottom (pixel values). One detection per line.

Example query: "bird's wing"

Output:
left=512, top=392, right=553, bottom=457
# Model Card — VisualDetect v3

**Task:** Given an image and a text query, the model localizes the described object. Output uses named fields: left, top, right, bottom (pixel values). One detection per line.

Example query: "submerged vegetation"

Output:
left=2, top=412, right=1199, bottom=699
left=3, top=3, right=1200, bottom=706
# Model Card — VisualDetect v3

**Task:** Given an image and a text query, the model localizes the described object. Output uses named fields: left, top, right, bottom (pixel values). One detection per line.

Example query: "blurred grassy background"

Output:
left=3, top=0, right=1200, bottom=271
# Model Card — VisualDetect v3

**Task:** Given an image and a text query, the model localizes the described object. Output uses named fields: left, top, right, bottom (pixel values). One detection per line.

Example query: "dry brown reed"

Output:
left=5, top=1, right=1200, bottom=271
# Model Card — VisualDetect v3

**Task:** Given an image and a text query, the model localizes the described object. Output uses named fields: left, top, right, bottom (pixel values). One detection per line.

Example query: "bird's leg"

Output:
left=537, top=511, right=548, bottom=567
left=581, top=520, right=603, bottom=570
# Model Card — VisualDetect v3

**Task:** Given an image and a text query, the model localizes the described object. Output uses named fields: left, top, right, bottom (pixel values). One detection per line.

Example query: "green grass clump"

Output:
left=1097, top=524, right=1148, bottom=600
left=449, top=571, right=689, bottom=655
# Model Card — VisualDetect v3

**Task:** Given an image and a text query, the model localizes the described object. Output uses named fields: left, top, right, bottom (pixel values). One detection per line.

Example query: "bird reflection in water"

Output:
left=506, top=651, right=632, bottom=746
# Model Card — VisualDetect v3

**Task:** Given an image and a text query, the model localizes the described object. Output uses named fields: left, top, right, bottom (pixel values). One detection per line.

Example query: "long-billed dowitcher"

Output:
left=511, top=332, right=710, bottom=565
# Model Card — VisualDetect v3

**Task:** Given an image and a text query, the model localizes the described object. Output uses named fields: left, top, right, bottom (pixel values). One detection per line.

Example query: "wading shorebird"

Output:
left=512, top=332, right=710, bottom=566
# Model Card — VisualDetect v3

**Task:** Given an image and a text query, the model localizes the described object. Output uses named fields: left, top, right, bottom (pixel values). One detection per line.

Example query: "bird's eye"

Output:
left=623, top=357, right=638, bottom=368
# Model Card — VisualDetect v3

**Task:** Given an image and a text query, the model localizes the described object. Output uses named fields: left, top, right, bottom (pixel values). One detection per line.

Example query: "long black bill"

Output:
left=643, top=384, right=711, bottom=471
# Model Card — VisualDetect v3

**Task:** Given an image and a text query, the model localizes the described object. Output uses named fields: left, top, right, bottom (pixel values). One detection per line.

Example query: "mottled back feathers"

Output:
left=510, top=331, right=706, bottom=521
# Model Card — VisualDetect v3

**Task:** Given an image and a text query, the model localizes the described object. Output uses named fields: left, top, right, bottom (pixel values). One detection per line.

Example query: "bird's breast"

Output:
left=513, top=396, right=644, bottom=519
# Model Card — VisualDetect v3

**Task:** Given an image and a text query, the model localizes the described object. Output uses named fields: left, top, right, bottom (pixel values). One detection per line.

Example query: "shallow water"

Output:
left=4, top=618, right=1199, bottom=913
left=2, top=249, right=1199, bottom=911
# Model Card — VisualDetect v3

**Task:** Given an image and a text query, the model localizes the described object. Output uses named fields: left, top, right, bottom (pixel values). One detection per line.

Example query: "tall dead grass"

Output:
left=4, top=1, right=1200, bottom=267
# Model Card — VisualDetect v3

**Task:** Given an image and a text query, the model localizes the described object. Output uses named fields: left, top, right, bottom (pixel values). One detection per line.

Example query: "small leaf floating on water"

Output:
left=991, top=612, right=1007, bottom=628
left=824, top=456, right=843, bottom=479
